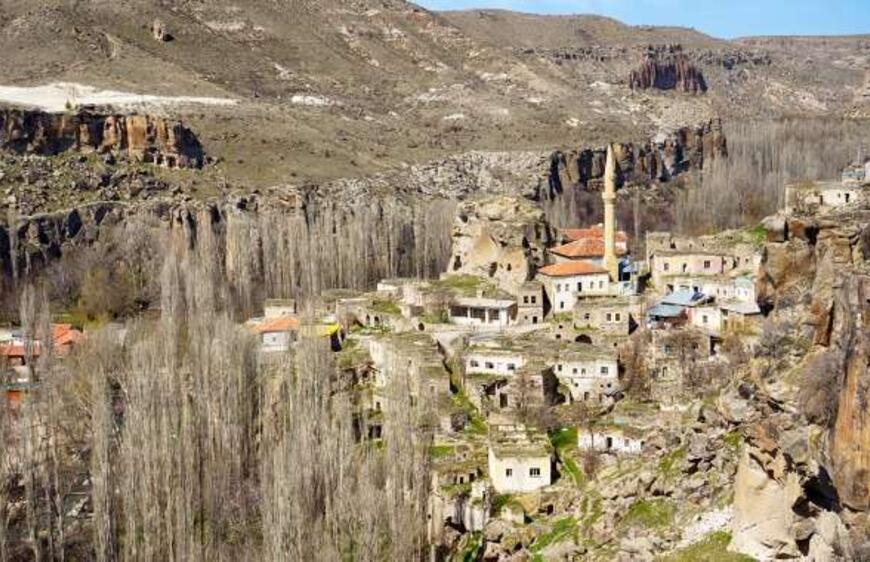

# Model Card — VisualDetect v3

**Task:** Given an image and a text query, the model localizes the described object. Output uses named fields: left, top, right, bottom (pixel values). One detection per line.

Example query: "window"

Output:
left=704, top=260, right=711, bottom=269
left=530, top=467, right=541, bottom=478
left=507, top=363, right=516, bottom=371
left=584, top=313, right=591, bottom=321
left=560, top=302, right=565, bottom=310
left=505, top=468, right=513, bottom=478
left=531, top=296, right=537, bottom=304
left=664, top=263, right=670, bottom=272
left=532, top=316, right=538, bottom=324
left=556, top=283, right=562, bottom=291
left=577, top=282, right=582, bottom=291
left=606, top=313, right=612, bottom=321
left=523, top=296, right=529, bottom=304
left=600, top=366, right=609, bottom=375
left=557, top=364, right=563, bottom=372
left=485, top=362, right=494, bottom=370
left=470, top=360, right=479, bottom=368
left=615, top=313, right=621, bottom=321
left=581, top=368, right=587, bottom=375
left=572, top=368, right=578, bottom=374
left=702, top=315, right=708, bottom=324
left=598, top=281, right=604, bottom=289
left=681, top=263, right=688, bottom=273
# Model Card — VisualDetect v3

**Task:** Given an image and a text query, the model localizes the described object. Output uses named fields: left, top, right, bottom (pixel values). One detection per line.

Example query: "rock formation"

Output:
left=151, top=19, right=171, bottom=42
left=629, top=55, right=708, bottom=94
left=729, top=208, right=870, bottom=560
left=447, top=196, right=555, bottom=293
left=549, top=118, right=726, bottom=192
left=0, top=109, right=204, bottom=168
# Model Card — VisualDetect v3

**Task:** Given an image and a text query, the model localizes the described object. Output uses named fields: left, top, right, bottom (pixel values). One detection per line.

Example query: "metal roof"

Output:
left=646, top=304, right=686, bottom=318
left=661, top=290, right=708, bottom=307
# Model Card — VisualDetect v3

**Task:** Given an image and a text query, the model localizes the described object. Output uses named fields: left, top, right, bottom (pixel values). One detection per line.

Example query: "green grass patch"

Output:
left=432, top=275, right=488, bottom=295
left=549, top=427, right=578, bottom=451
left=657, top=531, right=755, bottom=562
left=745, top=224, right=767, bottom=246
left=451, top=391, right=488, bottom=436
left=622, top=499, right=674, bottom=529
left=420, top=311, right=448, bottom=324
left=657, top=447, right=686, bottom=480
left=531, top=517, right=578, bottom=558
left=430, top=444, right=455, bottom=459
left=724, top=431, right=742, bottom=451
left=561, top=456, right=585, bottom=486
left=452, top=531, right=483, bottom=562
left=370, top=299, right=401, bottom=315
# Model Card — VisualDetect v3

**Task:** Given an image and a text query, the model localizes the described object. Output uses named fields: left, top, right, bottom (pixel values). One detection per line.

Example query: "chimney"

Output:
left=603, top=144, right=619, bottom=282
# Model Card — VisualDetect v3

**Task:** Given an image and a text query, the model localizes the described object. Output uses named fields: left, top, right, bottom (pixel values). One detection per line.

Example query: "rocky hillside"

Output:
left=0, top=1, right=863, bottom=191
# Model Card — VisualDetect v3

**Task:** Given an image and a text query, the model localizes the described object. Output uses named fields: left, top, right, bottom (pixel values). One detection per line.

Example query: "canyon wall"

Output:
left=729, top=210, right=870, bottom=559
left=548, top=118, right=727, bottom=194
left=629, top=55, right=708, bottom=93
left=0, top=109, right=205, bottom=168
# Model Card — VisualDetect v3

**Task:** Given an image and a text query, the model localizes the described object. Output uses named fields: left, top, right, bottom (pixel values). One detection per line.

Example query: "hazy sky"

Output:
left=415, top=0, right=869, bottom=39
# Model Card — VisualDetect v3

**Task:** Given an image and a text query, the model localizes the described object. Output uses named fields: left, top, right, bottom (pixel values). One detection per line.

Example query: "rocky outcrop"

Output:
left=549, top=118, right=726, bottom=192
left=733, top=208, right=870, bottom=559
left=448, top=196, right=554, bottom=293
left=151, top=19, right=171, bottom=42
left=629, top=55, right=707, bottom=94
left=0, top=109, right=205, bottom=168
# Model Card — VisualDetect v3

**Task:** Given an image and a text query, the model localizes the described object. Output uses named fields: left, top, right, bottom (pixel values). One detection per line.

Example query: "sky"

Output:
left=415, top=0, right=870, bottom=39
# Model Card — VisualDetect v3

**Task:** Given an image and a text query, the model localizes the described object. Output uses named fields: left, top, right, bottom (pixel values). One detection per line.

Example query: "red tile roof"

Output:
left=561, top=225, right=629, bottom=244
left=550, top=238, right=628, bottom=259
left=538, top=261, right=609, bottom=277
left=253, top=316, right=300, bottom=334
left=52, top=324, right=84, bottom=347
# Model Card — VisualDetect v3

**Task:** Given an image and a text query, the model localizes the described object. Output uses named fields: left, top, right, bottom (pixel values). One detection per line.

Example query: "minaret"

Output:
left=603, top=144, right=619, bottom=282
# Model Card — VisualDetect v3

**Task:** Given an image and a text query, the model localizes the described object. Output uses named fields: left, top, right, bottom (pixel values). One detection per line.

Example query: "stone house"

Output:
left=465, top=347, right=526, bottom=377
left=719, top=300, right=763, bottom=333
left=367, top=333, right=452, bottom=415
left=574, top=296, right=637, bottom=336
left=449, top=295, right=517, bottom=328
left=264, top=298, right=297, bottom=318
left=551, top=350, right=619, bottom=403
left=667, top=274, right=756, bottom=304
left=516, top=282, right=545, bottom=325
left=649, top=251, right=726, bottom=289
left=647, top=290, right=712, bottom=329
left=688, top=304, right=723, bottom=335
left=488, top=425, right=553, bottom=493
left=471, top=365, right=561, bottom=413
left=577, top=426, right=645, bottom=454
left=784, top=180, right=867, bottom=215
left=537, top=261, right=611, bottom=314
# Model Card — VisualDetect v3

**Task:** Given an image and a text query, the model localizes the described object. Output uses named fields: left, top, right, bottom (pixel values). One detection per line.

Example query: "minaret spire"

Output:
left=603, top=144, right=619, bottom=282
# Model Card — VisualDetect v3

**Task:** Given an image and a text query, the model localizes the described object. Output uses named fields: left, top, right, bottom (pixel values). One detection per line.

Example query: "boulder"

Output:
left=151, top=19, right=172, bottom=42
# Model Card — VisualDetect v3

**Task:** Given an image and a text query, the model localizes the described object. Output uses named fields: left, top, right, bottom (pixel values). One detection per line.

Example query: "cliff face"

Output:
left=0, top=109, right=205, bottom=168
left=730, top=209, right=870, bottom=559
left=629, top=55, right=708, bottom=94
left=549, top=118, right=726, bottom=192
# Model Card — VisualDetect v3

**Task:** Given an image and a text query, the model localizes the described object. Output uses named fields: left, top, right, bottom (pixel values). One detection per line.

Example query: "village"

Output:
left=3, top=150, right=869, bottom=560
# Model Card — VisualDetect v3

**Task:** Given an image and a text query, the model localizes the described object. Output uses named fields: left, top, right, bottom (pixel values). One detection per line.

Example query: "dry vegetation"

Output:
left=675, top=118, right=870, bottom=233
left=0, top=227, right=434, bottom=560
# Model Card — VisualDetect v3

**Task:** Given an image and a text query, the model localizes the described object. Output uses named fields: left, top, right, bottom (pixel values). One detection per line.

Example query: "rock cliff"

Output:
left=729, top=208, right=870, bottom=559
left=549, top=118, right=726, bottom=192
left=0, top=109, right=205, bottom=168
left=629, top=55, right=708, bottom=94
